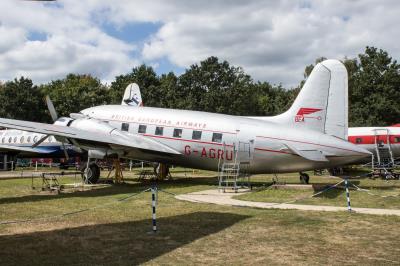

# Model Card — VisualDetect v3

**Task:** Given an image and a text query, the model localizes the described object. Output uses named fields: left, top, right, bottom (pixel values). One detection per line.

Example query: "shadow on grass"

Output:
left=0, top=211, right=249, bottom=266
left=0, top=176, right=218, bottom=205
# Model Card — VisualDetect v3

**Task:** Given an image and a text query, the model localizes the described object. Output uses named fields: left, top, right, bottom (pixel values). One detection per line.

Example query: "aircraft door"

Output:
left=235, top=125, right=255, bottom=164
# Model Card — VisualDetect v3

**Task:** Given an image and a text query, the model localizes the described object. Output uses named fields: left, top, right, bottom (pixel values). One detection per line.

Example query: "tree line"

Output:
left=0, top=46, right=399, bottom=127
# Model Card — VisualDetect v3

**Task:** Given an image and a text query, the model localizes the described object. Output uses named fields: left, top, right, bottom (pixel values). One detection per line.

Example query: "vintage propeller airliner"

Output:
left=0, top=60, right=370, bottom=183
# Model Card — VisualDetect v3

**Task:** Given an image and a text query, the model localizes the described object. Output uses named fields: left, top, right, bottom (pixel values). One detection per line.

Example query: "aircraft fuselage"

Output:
left=80, top=105, right=370, bottom=173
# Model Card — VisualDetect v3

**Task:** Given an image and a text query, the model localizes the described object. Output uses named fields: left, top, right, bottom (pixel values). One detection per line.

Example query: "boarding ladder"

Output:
left=218, top=141, right=251, bottom=192
left=371, top=129, right=395, bottom=175
left=371, top=128, right=400, bottom=179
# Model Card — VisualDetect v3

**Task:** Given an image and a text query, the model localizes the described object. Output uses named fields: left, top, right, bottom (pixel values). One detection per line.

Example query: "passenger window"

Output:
left=155, top=127, right=163, bottom=136
left=394, top=137, right=400, bottom=143
left=138, top=125, right=147, bottom=134
left=212, top=133, right=223, bottom=143
left=8, top=137, right=12, bottom=143
left=356, top=138, right=362, bottom=144
left=1, top=137, right=4, bottom=143
left=192, top=130, right=202, bottom=140
left=33, top=136, right=38, bottom=143
left=173, top=128, right=183, bottom=138
left=48, top=136, right=53, bottom=142
left=13, top=137, right=17, bottom=143
left=121, top=123, right=129, bottom=132
left=27, top=136, right=31, bottom=143
left=20, top=136, right=24, bottom=143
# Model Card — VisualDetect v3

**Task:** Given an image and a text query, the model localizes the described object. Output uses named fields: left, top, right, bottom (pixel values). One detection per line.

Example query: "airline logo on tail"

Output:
left=124, top=93, right=143, bottom=106
left=295, top=108, right=322, bottom=122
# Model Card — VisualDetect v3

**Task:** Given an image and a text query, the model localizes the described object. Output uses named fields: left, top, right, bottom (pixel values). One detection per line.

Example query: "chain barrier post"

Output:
left=345, top=177, right=352, bottom=212
left=151, top=185, right=157, bottom=233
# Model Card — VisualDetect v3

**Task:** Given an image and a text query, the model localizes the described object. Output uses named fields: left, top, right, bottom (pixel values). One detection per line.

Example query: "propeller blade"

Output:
left=32, top=135, right=49, bottom=148
left=45, top=96, right=58, bottom=122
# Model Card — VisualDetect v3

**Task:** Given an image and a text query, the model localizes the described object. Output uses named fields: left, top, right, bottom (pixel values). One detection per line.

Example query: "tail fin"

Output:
left=121, top=83, right=143, bottom=106
left=261, top=59, right=348, bottom=139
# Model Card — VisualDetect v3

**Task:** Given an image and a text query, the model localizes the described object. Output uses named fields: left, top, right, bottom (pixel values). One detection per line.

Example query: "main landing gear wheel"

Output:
left=153, top=163, right=171, bottom=180
left=299, top=172, right=310, bottom=184
left=81, top=162, right=100, bottom=184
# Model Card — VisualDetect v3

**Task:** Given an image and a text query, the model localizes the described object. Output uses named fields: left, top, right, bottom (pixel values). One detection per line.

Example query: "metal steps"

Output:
left=218, top=141, right=251, bottom=192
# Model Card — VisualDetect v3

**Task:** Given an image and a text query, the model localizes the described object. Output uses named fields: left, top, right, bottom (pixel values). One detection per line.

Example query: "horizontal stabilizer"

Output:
left=283, top=144, right=328, bottom=162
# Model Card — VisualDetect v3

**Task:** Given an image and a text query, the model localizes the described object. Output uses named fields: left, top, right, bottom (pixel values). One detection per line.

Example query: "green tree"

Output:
left=40, top=74, right=109, bottom=117
left=0, top=77, right=47, bottom=122
left=350, top=47, right=400, bottom=126
left=177, top=56, right=255, bottom=114
left=158, top=72, right=179, bottom=108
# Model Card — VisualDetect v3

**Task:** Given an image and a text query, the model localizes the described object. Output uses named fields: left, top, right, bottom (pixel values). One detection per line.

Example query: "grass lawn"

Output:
left=0, top=169, right=400, bottom=265
left=236, top=172, right=400, bottom=209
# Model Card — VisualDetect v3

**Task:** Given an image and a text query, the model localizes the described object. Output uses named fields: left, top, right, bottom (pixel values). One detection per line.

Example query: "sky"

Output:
left=0, top=0, right=399, bottom=88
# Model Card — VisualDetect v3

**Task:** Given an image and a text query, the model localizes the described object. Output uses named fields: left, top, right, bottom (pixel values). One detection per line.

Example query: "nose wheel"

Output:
left=299, top=172, right=310, bottom=184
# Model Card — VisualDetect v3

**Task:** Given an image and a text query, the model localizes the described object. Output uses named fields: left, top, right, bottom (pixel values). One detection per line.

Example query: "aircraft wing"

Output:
left=0, top=118, right=180, bottom=156
left=0, top=144, right=54, bottom=154
left=283, top=144, right=328, bottom=162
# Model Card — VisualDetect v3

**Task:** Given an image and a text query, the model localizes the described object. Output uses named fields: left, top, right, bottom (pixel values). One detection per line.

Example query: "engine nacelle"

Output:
left=88, top=149, right=122, bottom=159
left=69, top=118, right=116, bottom=135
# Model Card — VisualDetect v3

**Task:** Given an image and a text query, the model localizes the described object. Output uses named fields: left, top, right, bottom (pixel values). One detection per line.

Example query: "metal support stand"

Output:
left=106, top=159, right=124, bottom=183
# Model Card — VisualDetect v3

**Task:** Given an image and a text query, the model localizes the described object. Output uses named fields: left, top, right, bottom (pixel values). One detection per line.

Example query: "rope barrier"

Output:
left=350, top=182, right=400, bottom=198
left=0, top=187, right=152, bottom=225
left=266, top=180, right=345, bottom=206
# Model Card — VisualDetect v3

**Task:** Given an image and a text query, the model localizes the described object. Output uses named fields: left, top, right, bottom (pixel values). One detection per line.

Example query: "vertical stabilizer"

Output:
left=121, top=83, right=143, bottom=107
left=254, top=59, right=348, bottom=139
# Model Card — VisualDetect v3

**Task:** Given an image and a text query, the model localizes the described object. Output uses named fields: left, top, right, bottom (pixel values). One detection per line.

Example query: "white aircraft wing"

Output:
left=0, top=118, right=180, bottom=156
left=0, top=144, right=53, bottom=154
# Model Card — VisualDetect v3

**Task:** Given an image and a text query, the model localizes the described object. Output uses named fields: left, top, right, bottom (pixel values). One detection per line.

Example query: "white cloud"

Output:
left=0, top=0, right=136, bottom=84
left=140, top=0, right=400, bottom=86
left=0, top=0, right=400, bottom=87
